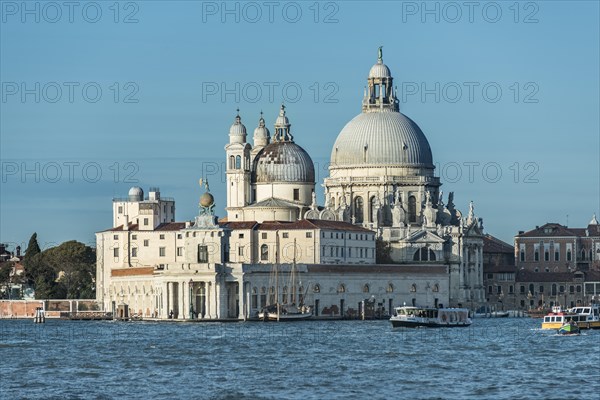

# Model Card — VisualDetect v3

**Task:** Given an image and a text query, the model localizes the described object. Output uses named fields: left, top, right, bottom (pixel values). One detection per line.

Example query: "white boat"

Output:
left=541, top=304, right=600, bottom=330
left=390, top=306, right=472, bottom=328
left=490, top=311, right=509, bottom=318
left=258, top=304, right=312, bottom=321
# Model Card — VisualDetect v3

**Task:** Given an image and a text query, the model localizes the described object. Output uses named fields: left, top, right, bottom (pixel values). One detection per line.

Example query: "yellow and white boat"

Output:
left=541, top=304, right=600, bottom=330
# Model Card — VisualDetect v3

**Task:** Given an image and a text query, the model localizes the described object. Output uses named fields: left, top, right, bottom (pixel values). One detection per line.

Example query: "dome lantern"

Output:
left=253, top=111, right=270, bottom=147
left=229, top=108, right=247, bottom=144
left=363, top=46, right=398, bottom=113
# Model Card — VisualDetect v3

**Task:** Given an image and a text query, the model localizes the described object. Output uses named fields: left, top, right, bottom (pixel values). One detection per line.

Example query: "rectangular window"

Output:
left=488, top=285, right=493, bottom=294
left=487, top=273, right=493, bottom=279
left=544, top=251, right=549, bottom=261
left=118, top=206, right=123, bottom=213
left=349, top=248, right=352, bottom=258
left=520, top=285, right=525, bottom=294
left=143, top=239, right=149, bottom=247
left=132, top=235, right=137, bottom=240
left=160, top=234, right=165, bottom=240
left=113, top=248, right=119, bottom=257
left=509, top=285, right=514, bottom=294
left=534, top=251, right=539, bottom=261
left=131, top=247, right=137, bottom=258
left=262, top=232, right=267, bottom=239
left=177, top=234, right=182, bottom=239
left=283, top=233, right=289, bottom=239
left=113, top=235, right=118, bottom=240
left=143, top=218, right=149, bottom=226
left=497, top=286, right=502, bottom=294
left=239, top=233, right=244, bottom=239
left=293, top=189, right=300, bottom=201
left=555, top=250, right=559, bottom=261
left=520, top=251, right=525, bottom=262
left=198, top=245, right=209, bottom=263
left=159, top=247, right=166, bottom=257
left=539, top=285, right=544, bottom=293
left=177, top=247, right=183, bottom=257
left=306, top=232, right=312, bottom=238
left=330, top=247, right=333, bottom=257
left=238, top=246, right=244, bottom=256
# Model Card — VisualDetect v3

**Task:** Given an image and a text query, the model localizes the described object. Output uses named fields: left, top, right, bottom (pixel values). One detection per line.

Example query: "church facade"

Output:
left=95, top=51, right=483, bottom=320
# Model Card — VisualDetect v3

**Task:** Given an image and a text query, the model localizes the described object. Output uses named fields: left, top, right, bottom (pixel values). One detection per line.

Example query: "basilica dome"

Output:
left=330, top=49, right=434, bottom=169
left=331, top=111, right=433, bottom=167
left=253, top=105, right=315, bottom=184
left=254, top=141, right=315, bottom=183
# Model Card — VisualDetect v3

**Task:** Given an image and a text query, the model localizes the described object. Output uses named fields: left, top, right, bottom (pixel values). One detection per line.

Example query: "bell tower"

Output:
left=225, top=110, right=252, bottom=221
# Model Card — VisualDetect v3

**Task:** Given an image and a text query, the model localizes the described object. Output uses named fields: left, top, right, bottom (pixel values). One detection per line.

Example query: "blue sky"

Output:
left=1, top=0, right=599, bottom=250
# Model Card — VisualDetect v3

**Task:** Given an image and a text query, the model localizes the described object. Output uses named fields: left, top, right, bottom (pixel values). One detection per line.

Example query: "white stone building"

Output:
left=95, top=50, right=483, bottom=320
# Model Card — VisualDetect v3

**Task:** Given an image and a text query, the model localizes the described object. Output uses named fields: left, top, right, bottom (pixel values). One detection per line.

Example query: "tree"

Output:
left=24, top=232, right=41, bottom=261
left=39, top=241, right=96, bottom=299
left=376, top=238, right=393, bottom=264
left=0, top=262, right=13, bottom=299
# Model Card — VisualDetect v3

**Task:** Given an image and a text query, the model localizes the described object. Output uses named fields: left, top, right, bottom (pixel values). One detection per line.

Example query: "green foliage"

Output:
left=0, top=262, right=13, bottom=299
left=24, top=232, right=41, bottom=261
left=376, top=238, right=393, bottom=264
left=23, top=238, right=96, bottom=300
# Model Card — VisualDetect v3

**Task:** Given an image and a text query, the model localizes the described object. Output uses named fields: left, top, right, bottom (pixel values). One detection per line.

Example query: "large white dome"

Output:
left=330, top=110, right=434, bottom=167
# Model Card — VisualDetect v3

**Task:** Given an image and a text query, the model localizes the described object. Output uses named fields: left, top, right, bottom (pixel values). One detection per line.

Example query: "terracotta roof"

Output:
left=101, top=223, right=140, bottom=232
left=516, top=223, right=580, bottom=238
left=155, top=222, right=187, bottom=231
left=483, top=234, right=513, bottom=254
left=220, top=221, right=258, bottom=230
left=220, top=219, right=374, bottom=233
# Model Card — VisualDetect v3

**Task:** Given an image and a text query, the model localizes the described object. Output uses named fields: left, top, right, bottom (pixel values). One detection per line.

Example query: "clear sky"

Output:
left=1, top=0, right=599, bottom=251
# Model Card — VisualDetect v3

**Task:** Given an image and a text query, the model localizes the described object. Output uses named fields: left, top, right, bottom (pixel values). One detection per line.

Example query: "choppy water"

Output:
left=0, top=318, right=598, bottom=399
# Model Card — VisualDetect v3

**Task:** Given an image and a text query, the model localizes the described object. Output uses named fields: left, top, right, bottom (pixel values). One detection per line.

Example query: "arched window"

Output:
left=313, top=284, right=320, bottom=293
left=338, top=284, right=346, bottom=293
left=260, top=244, right=269, bottom=261
left=369, top=196, right=378, bottom=223
left=282, top=286, right=288, bottom=304
left=432, top=284, right=439, bottom=293
left=269, top=286, right=275, bottom=304
left=551, top=284, right=557, bottom=296
left=363, top=284, right=370, bottom=293
left=413, top=247, right=436, bottom=261
left=410, top=284, right=417, bottom=293
left=229, top=155, right=235, bottom=169
left=386, top=283, right=394, bottom=293
left=581, top=249, right=586, bottom=260
left=408, top=196, right=417, bottom=223
left=529, top=284, right=534, bottom=294
left=235, top=155, right=241, bottom=169
left=354, top=197, right=364, bottom=223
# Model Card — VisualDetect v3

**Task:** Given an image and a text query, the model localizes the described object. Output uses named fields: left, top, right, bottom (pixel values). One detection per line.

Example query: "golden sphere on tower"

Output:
left=200, top=192, right=214, bottom=207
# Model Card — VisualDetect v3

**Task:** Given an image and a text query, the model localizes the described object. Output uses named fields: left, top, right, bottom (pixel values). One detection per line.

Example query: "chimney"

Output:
left=16, top=246, right=21, bottom=257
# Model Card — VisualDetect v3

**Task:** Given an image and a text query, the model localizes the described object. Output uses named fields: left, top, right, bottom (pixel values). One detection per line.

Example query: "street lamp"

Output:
left=189, top=279, right=194, bottom=320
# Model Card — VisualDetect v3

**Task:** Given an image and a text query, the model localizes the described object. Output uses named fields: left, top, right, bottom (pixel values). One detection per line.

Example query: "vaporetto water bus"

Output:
left=390, top=306, right=472, bottom=328
left=541, top=304, right=600, bottom=330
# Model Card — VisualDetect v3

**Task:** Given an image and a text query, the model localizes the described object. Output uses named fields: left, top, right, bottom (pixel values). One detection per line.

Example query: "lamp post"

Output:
left=189, top=279, right=194, bottom=320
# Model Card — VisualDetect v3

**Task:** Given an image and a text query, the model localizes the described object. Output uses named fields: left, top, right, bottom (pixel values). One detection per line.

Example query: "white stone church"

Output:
left=95, top=51, right=485, bottom=320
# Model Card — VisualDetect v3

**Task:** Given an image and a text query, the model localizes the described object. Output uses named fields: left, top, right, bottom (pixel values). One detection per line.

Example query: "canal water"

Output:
left=1, top=318, right=598, bottom=399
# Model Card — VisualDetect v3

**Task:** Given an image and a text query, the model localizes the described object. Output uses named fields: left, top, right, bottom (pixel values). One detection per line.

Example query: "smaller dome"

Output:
left=200, top=192, right=215, bottom=208
left=369, top=61, right=391, bottom=79
left=253, top=113, right=270, bottom=140
left=229, top=111, right=247, bottom=141
left=275, top=109, right=289, bottom=127
left=128, top=186, right=143, bottom=201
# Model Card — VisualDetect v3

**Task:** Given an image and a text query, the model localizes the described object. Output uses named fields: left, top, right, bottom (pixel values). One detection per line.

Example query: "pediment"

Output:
left=404, top=229, right=445, bottom=244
